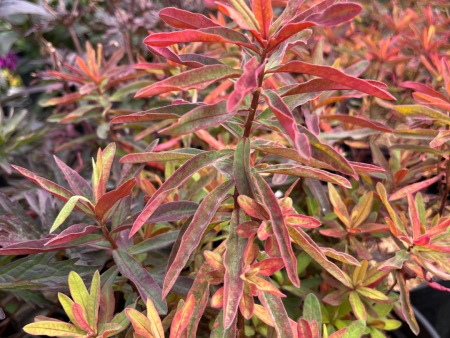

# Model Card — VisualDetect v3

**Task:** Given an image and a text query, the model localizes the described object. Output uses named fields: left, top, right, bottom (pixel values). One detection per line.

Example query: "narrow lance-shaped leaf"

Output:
left=69, top=271, right=90, bottom=320
left=234, top=137, right=255, bottom=199
left=394, top=105, right=450, bottom=125
left=160, top=100, right=234, bottom=135
left=288, top=227, right=350, bottom=286
left=304, top=293, right=322, bottom=336
left=223, top=209, right=248, bottom=328
left=258, top=280, right=294, bottom=337
left=129, top=149, right=233, bottom=237
left=94, top=178, right=136, bottom=221
left=144, top=27, right=261, bottom=54
left=262, top=89, right=311, bottom=159
left=110, top=104, right=199, bottom=124
left=228, top=57, right=263, bottom=112
left=23, top=322, right=87, bottom=337
left=163, top=180, right=234, bottom=298
left=269, top=61, right=396, bottom=101
left=253, top=171, right=299, bottom=287
left=113, top=248, right=167, bottom=314
left=389, top=174, right=443, bottom=201
left=396, top=271, right=419, bottom=335
left=11, top=165, right=94, bottom=217
left=303, top=2, right=362, bottom=27
left=125, top=308, right=156, bottom=338
left=170, top=295, right=195, bottom=338
left=135, top=65, right=243, bottom=98
left=87, top=271, right=100, bottom=332
left=54, top=156, right=93, bottom=201
left=252, top=0, right=273, bottom=39
left=159, top=7, right=220, bottom=29
left=320, top=115, right=392, bottom=133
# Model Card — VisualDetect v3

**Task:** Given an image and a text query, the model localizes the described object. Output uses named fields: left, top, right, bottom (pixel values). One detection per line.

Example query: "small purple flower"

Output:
left=0, top=51, right=19, bottom=71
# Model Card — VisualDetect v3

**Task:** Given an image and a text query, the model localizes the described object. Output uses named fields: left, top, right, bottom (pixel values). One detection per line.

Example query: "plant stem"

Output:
left=386, top=279, right=397, bottom=296
left=237, top=311, right=246, bottom=338
left=243, top=52, right=266, bottom=138
left=99, top=221, right=118, bottom=249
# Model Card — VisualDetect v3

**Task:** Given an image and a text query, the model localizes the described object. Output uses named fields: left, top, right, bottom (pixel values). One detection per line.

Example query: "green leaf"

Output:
left=349, top=291, right=366, bottom=320
left=342, top=320, right=366, bottom=338
left=210, top=308, right=237, bottom=338
left=234, top=137, right=255, bottom=199
left=127, top=231, right=180, bottom=254
left=304, top=293, right=322, bottom=336
left=356, top=287, right=388, bottom=302
left=69, top=272, right=90, bottom=320
left=394, top=105, right=450, bottom=125
left=23, top=322, right=86, bottom=337
left=87, top=271, right=101, bottom=332
left=51, top=196, right=94, bottom=232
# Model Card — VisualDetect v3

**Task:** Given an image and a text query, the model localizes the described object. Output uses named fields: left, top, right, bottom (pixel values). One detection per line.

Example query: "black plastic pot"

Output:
left=392, top=280, right=450, bottom=338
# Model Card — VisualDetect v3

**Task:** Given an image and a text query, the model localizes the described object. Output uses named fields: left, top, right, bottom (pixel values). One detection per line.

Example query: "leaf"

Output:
left=160, top=100, right=234, bottom=135
left=125, top=308, right=155, bottom=338
left=253, top=171, right=299, bottom=287
left=396, top=271, right=419, bottom=335
left=430, top=130, right=450, bottom=148
left=111, top=104, right=199, bottom=124
left=237, top=195, right=269, bottom=220
left=72, top=303, right=92, bottom=332
left=98, top=323, right=121, bottom=338
left=0, top=0, right=51, bottom=17
left=128, top=231, right=180, bottom=254
left=378, top=250, right=409, bottom=271
left=170, top=295, right=195, bottom=338
left=223, top=209, right=248, bottom=328
left=51, top=196, right=94, bottom=233
left=98, top=283, right=115, bottom=331
left=236, top=221, right=260, bottom=237
left=258, top=283, right=294, bottom=337
left=351, top=192, right=373, bottom=228
left=120, top=149, right=203, bottom=164
left=239, top=282, right=254, bottom=319
left=389, top=174, right=443, bottom=201
left=23, top=322, right=86, bottom=337
left=146, top=298, right=165, bottom=338
left=252, top=0, right=273, bottom=39
left=399, top=82, right=449, bottom=102
left=147, top=46, right=224, bottom=69
left=45, top=224, right=100, bottom=247
left=228, top=57, right=263, bottom=112
left=288, top=227, right=350, bottom=287
left=269, top=61, right=396, bottom=101
left=94, top=178, right=136, bottom=221
left=136, top=65, right=242, bottom=98
left=262, top=89, right=311, bottom=159
left=328, top=183, right=350, bottom=227
left=342, top=320, right=366, bottom=338
left=144, top=27, right=260, bottom=53
left=349, top=291, right=366, bottom=320
left=163, top=180, right=234, bottom=298
left=251, top=258, right=284, bottom=276
left=87, top=271, right=100, bottom=332
left=394, top=105, right=450, bottom=125
left=54, top=156, right=93, bottom=201
left=69, top=271, right=90, bottom=320
left=113, top=248, right=167, bottom=314
left=258, top=164, right=351, bottom=188
left=320, top=115, right=392, bottom=133
left=356, top=287, right=388, bottom=302
left=304, top=3, right=362, bottom=27
left=266, top=22, right=315, bottom=52
left=234, top=137, right=255, bottom=199
left=11, top=165, right=94, bottom=217
left=321, top=247, right=360, bottom=266
left=322, top=289, right=350, bottom=306
left=159, top=7, right=220, bottom=29
left=304, top=294, right=322, bottom=336
left=210, top=308, right=238, bottom=338
left=130, top=150, right=233, bottom=237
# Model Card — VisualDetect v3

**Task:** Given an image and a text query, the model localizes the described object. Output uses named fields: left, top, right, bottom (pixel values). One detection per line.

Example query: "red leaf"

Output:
left=252, top=258, right=284, bottom=276
left=45, top=224, right=100, bottom=247
left=236, top=221, right=260, bottom=237
left=227, top=57, right=264, bottom=112
left=211, top=287, right=224, bottom=308
left=267, top=22, right=315, bottom=52
left=399, top=81, right=449, bottom=102
left=170, top=295, right=195, bottom=338
left=252, top=0, right=273, bottom=40
left=320, top=114, right=392, bottom=132
left=159, top=8, right=220, bottom=29
left=389, top=174, right=443, bottom=201
left=253, top=172, right=299, bottom=287
left=147, top=46, right=224, bottom=68
left=163, top=180, right=234, bottom=298
left=269, top=61, right=396, bottom=101
left=144, top=27, right=260, bottom=54
left=303, top=3, right=362, bottom=27
left=237, top=195, right=270, bottom=220
left=110, top=104, right=199, bottom=124
left=262, top=89, right=311, bottom=159
left=94, top=178, right=136, bottom=221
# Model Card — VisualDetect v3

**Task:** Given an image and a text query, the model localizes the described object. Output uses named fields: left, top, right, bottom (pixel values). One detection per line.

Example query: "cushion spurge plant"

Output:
left=6, top=0, right=450, bottom=337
